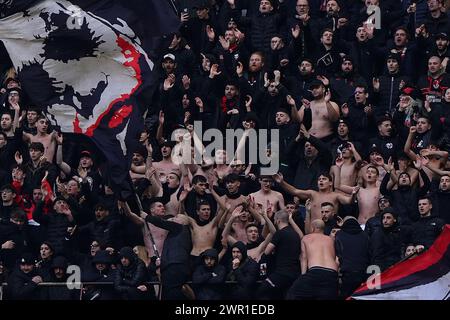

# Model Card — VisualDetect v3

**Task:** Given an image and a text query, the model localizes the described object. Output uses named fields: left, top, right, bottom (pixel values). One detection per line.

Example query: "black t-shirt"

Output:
left=270, top=226, right=301, bottom=276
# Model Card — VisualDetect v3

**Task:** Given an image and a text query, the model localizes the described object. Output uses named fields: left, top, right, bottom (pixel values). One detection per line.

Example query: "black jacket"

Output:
left=144, top=215, right=192, bottom=271
left=192, top=248, right=226, bottom=300
left=430, top=189, right=450, bottom=224
left=0, top=220, right=29, bottom=270
left=77, top=215, right=120, bottom=249
left=7, top=267, right=42, bottom=300
left=287, top=135, right=333, bottom=190
left=370, top=223, right=410, bottom=271
left=335, top=219, right=370, bottom=274
left=411, top=215, right=445, bottom=249
left=372, top=73, right=410, bottom=116
left=380, top=170, right=430, bottom=224
left=226, top=241, right=259, bottom=299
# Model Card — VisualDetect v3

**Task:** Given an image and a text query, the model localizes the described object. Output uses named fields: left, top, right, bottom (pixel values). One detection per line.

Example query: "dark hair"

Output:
left=197, top=201, right=210, bottom=210
left=399, top=171, right=411, bottom=180
left=192, top=175, right=207, bottom=185
left=29, top=142, right=45, bottom=153
left=366, top=165, right=380, bottom=176
left=245, top=223, right=259, bottom=231
left=0, top=131, right=7, bottom=140
left=318, top=172, right=333, bottom=181
left=418, top=195, right=432, bottom=204
left=321, top=202, right=334, bottom=208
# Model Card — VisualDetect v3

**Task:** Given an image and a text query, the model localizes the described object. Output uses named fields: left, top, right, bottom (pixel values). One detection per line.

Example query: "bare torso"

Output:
left=303, top=101, right=338, bottom=139
left=142, top=223, right=168, bottom=258
left=250, top=190, right=284, bottom=218
left=357, top=186, right=380, bottom=225
left=310, top=191, right=341, bottom=221
left=302, top=233, right=337, bottom=271
left=231, top=221, right=248, bottom=244
left=190, top=223, right=218, bottom=256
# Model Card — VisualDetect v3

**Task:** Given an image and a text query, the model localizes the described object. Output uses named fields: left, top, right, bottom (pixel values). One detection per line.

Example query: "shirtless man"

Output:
left=359, top=147, right=386, bottom=185
left=223, top=203, right=276, bottom=263
left=339, top=165, right=380, bottom=227
left=330, top=142, right=362, bottom=189
left=220, top=173, right=248, bottom=219
left=23, top=115, right=57, bottom=163
left=214, top=149, right=231, bottom=180
left=250, top=176, right=285, bottom=217
left=178, top=199, right=228, bottom=269
left=404, top=126, right=448, bottom=181
left=297, top=79, right=340, bottom=140
left=273, top=172, right=357, bottom=234
left=287, top=219, right=338, bottom=300
left=119, top=201, right=168, bottom=259
left=153, top=141, right=180, bottom=184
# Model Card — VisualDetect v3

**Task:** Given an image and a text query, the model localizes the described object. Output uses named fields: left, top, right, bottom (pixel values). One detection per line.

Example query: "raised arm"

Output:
left=156, top=110, right=166, bottom=145
left=289, top=212, right=304, bottom=240
left=55, top=133, right=71, bottom=175
left=273, top=172, right=313, bottom=200
left=221, top=206, right=242, bottom=246
left=118, top=201, right=144, bottom=226
left=404, top=126, right=418, bottom=161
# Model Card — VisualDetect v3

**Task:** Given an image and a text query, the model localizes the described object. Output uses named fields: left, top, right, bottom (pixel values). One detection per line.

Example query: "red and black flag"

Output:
left=0, top=0, right=179, bottom=198
left=351, top=225, right=450, bottom=300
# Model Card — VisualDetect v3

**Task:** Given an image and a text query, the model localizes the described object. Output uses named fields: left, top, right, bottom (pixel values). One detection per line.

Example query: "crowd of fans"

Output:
left=0, top=0, right=449, bottom=300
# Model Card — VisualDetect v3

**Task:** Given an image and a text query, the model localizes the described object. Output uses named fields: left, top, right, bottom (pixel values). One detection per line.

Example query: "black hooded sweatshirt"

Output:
left=335, top=219, right=370, bottom=274
left=226, top=241, right=259, bottom=299
left=192, top=248, right=226, bottom=300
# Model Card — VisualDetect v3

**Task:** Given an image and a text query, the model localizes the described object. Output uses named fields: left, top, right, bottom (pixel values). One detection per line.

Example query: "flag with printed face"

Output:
left=0, top=0, right=179, bottom=198
left=351, top=225, right=450, bottom=300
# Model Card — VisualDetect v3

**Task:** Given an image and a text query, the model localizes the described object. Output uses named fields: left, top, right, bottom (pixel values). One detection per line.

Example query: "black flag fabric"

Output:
left=0, top=0, right=179, bottom=198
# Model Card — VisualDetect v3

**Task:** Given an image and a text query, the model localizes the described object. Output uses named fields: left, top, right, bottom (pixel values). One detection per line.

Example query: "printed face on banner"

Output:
left=0, top=0, right=153, bottom=135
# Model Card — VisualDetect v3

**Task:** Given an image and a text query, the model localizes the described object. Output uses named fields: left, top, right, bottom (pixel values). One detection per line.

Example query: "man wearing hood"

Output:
left=370, top=208, right=410, bottom=271
left=41, top=256, right=78, bottom=300
left=329, top=56, right=368, bottom=106
left=226, top=241, right=259, bottom=300
left=82, top=250, right=117, bottom=300
left=335, top=216, right=370, bottom=299
left=114, top=247, right=154, bottom=300
left=192, top=248, right=226, bottom=300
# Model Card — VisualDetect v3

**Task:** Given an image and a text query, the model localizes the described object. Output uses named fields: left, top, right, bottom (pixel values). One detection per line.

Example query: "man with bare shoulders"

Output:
left=119, top=201, right=168, bottom=260
left=274, top=172, right=357, bottom=234
left=338, top=165, right=380, bottom=227
left=153, top=141, right=180, bottom=184
left=23, top=115, right=57, bottom=163
left=178, top=196, right=227, bottom=268
left=250, top=176, right=285, bottom=216
left=287, top=219, right=338, bottom=300
left=220, top=173, right=248, bottom=217
left=359, top=146, right=387, bottom=185
left=222, top=202, right=276, bottom=263
left=298, top=79, right=340, bottom=140
left=330, top=142, right=362, bottom=189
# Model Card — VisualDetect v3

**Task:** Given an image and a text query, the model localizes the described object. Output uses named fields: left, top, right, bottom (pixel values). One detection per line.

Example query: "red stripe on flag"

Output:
left=353, top=225, right=450, bottom=295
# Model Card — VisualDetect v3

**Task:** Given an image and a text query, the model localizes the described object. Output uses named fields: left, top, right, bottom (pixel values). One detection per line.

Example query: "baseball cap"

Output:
left=163, top=53, right=176, bottom=62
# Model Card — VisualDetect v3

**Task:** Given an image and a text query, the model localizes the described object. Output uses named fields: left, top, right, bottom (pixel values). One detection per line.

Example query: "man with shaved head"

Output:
left=287, top=219, right=338, bottom=300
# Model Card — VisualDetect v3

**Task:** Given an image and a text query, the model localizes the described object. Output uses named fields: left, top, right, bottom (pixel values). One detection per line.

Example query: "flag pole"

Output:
left=132, top=185, right=161, bottom=260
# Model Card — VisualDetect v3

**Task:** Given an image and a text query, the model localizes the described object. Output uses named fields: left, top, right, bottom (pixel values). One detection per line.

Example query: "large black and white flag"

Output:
left=0, top=0, right=179, bottom=197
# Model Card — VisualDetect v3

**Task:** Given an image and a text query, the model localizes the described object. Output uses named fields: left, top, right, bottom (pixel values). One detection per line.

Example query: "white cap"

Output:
left=163, top=53, right=176, bottom=61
